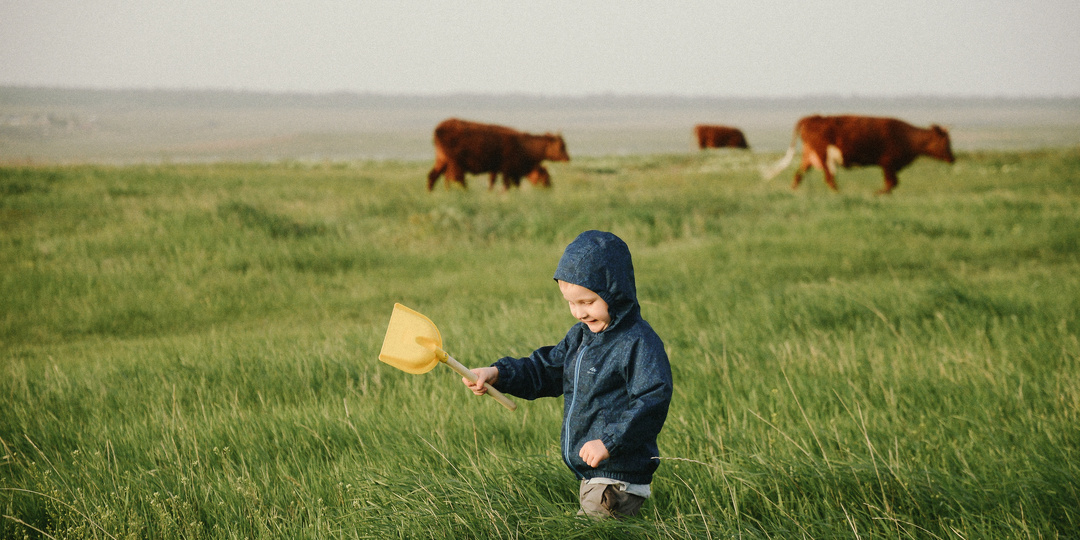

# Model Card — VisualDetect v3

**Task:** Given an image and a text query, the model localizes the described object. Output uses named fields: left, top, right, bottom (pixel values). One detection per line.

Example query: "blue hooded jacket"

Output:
left=492, top=230, right=673, bottom=484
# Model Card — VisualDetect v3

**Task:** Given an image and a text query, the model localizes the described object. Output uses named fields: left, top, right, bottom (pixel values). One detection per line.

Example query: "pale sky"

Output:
left=2, top=0, right=1078, bottom=97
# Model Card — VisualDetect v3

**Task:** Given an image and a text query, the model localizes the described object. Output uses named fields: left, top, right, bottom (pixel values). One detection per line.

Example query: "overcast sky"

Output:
left=2, top=1, right=1078, bottom=97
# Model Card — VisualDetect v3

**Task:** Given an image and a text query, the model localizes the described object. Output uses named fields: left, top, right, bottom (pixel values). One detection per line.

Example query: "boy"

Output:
left=463, top=230, right=673, bottom=518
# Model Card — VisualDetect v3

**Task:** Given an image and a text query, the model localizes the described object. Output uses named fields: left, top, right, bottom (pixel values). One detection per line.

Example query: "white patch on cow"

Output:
left=825, top=145, right=843, bottom=175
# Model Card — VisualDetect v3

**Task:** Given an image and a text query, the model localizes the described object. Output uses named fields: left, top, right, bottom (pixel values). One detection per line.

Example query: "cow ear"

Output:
left=932, top=124, right=948, bottom=135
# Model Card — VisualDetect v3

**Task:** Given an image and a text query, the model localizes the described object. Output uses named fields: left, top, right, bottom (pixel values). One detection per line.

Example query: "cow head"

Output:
left=929, top=125, right=955, bottom=164
left=545, top=134, right=570, bottom=162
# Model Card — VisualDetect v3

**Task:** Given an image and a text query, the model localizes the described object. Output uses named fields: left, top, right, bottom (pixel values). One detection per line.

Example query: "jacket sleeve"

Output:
left=491, top=334, right=574, bottom=400
left=600, top=337, right=673, bottom=456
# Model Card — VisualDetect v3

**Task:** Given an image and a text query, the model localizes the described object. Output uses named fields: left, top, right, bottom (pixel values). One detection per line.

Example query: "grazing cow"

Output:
left=427, top=118, right=569, bottom=191
left=763, top=115, right=955, bottom=194
left=694, top=124, right=750, bottom=150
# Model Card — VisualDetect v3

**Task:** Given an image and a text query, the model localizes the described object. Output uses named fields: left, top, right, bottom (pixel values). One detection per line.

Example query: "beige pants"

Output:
left=578, top=480, right=646, bottom=519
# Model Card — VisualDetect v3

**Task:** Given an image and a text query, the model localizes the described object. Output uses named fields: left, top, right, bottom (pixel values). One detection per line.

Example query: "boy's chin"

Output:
left=585, top=322, right=608, bottom=333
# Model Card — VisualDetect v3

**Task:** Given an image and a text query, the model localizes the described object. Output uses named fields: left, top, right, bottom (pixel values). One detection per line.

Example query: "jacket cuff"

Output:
left=601, top=433, right=619, bottom=457
left=490, top=358, right=513, bottom=392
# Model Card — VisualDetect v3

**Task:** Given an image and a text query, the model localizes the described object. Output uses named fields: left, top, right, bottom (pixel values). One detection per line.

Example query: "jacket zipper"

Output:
left=562, top=342, right=588, bottom=477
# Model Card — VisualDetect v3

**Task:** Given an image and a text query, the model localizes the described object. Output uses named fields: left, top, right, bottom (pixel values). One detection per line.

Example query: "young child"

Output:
left=463, top=230, right=673, bottom=518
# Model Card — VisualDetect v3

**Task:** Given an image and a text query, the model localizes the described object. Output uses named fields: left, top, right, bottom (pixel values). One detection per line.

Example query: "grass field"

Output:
left=2, top=147, right=1079, bottom=538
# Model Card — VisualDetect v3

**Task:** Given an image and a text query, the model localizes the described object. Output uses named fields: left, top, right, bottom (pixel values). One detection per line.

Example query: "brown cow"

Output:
left=763, top=115, right=955, bottom=194
left=695, top=124, right=749, bottom=150
left=427, top=118, right=569, bottom=191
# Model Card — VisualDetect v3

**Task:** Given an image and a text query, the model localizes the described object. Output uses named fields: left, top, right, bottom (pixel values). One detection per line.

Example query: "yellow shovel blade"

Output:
left=378, top=303, right=444, bottom=374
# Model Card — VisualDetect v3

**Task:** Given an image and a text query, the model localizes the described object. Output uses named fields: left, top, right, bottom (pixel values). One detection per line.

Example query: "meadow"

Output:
left=2, top=146, right=1079, bottom=538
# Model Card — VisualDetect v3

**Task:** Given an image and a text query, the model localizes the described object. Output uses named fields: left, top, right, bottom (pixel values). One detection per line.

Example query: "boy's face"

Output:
left=558, top=280, right=611, bottom=333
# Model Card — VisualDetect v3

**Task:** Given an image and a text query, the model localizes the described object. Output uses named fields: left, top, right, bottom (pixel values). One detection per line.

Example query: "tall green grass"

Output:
left=2, top=149, right=1079, bottom=538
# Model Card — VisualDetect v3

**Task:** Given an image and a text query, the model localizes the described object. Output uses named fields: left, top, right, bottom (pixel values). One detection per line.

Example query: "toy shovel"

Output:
left=378, top=303, right=516, bottom=411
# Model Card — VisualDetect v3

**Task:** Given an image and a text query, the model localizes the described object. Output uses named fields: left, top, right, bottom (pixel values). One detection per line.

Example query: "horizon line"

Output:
left=2, top=84, right=1079, bottom=102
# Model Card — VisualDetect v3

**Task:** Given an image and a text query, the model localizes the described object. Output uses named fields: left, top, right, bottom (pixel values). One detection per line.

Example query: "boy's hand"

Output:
left=462, top=367, right=499, bottom=396
left=579, top=439, right=610, bottom=468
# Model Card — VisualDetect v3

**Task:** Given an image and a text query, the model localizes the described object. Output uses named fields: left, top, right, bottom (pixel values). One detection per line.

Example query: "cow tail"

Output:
left=761, top=124, right=801, bottom=181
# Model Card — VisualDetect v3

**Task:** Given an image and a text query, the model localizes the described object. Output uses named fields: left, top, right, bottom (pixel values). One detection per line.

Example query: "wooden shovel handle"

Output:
left=443, top=355, right=517, bottom=411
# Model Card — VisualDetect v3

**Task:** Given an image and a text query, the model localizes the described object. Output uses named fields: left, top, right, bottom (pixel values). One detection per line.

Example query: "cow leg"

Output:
left=527, top=167, right=550, bottom=187
left=822, top=168, right=839, bottom=191
left=488, top=172, right=498, bottom=190
left=446, top=163, right=466, bottom=189
left=428, top=148, right=451, bottom=191
left=803, top=146, right=838, bottom=191
left=823, top=145, right=842, bottom=191
left=878, top=170, right=899, bottom=195
left=793, top=148, right=817, bottom=189
left=427, top=161, right=446, bottom=191
left=821, top=161, right=839, bottom=191
left=427, top=167, right=442, bottom=191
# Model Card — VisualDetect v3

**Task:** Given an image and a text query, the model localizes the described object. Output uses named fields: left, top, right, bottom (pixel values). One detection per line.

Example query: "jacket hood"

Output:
left=553, top=230, right=639, bottom=333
